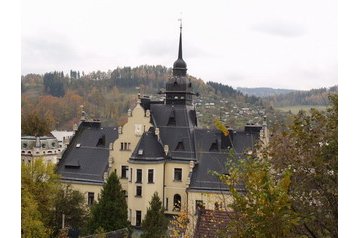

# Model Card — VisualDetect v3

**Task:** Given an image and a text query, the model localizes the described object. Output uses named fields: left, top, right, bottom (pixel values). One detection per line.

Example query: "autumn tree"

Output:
left=21, top=110, right=54, bottom=136
left=21, top=187, right=50, bottom=238
left=141, top=192, right=168, bottom=238
left=213, top=149, right=299, bottom=238
left=269, top=94, right=338, bottom=237
left=21, top=159, right=60, bottom=236
left=87, top=172, right=129, bottom=233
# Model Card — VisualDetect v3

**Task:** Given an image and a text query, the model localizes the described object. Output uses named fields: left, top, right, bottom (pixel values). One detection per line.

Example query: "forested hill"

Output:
left=236, top=87, right=297, bottom=97
left=21, top=65, right=261, bottom=131
left=263, top=85, right=338, bottom=107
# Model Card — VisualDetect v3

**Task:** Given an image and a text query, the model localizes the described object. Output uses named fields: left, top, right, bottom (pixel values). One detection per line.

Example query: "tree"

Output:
left=141, top=192, right=168, bottom=238
left=52, top=185, right=89, bottom=236
left=21, top=110, right=54, bottom=136
left=21, top=159, right=60, bottom=236
left=21, top=187, right=50, bottom=238
left=87, top=172, right=129, bottom=233
left=269, top=94, right=338, bottom=237
left=213, top=149, right=299, bottom=238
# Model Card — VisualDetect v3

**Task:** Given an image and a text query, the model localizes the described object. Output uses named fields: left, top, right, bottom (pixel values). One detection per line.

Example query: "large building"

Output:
left=56, top=25, right=268, bottom=234
left=109, top=25, right=268, bottom=229
left=57, top=118, right=118, bottom=205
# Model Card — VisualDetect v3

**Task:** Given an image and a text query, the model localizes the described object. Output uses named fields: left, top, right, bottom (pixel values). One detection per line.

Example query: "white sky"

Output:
left=22, top=0, right=337, bottom=90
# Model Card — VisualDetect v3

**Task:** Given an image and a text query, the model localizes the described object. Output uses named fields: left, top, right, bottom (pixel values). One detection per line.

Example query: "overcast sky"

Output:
left=22, top=0, right=337, bottom=90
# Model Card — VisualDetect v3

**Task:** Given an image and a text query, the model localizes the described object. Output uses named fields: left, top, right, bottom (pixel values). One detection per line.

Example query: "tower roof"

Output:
left=173, top=22, right=187, bottom=76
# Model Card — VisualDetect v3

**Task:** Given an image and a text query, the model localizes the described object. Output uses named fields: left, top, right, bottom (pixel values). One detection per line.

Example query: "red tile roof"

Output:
left=194, top=209, right=233, bottom=238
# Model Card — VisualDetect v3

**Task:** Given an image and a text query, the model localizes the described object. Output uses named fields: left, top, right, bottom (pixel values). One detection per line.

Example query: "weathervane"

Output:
left=178, top=12, right=183, bottom=30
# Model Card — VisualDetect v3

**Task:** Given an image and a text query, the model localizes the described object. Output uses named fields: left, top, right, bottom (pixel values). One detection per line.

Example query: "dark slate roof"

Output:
left=150, top=104, right=197, bottom=161
left=130, top=127, right=165, bottom=161
left=134, top=99, right=262, bottom=191
left=189, top=129, right=260, bottom=191
left=194, top=209, right=233, bottom=238
left=57, top=121, right=118, bottom=184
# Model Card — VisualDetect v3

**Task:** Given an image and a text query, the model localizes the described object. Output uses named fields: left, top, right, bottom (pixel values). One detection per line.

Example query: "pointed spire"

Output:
left=173, top=19, right=187, bottom=76
left=178, top=19, right=183, bottom=60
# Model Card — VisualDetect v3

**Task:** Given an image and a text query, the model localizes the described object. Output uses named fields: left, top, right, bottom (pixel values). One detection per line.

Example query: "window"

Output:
left=148, top=169, right=154, bottom=183
left=136, top=210, right=142, bottom=226
left=121, top=166, right=129, bottom=179
left=195, top=200, right=204, bottom=214
left=129, top=168, right=133, bottom=182
left=173, top=194, right=181, bottom=211
left=136, top=169, right=142, bottom=183
left=88, top=192, right=94, bottom=206
left=120, top=142, right=131, bottom=151
left=215, top=202, right=219, bottom=210
left=174, top=168, right=182, bottom=181
left=175, top=141, right=185, bottom=151
left=136, top=186, right=142, bottom=197
left=129, top=209, right=132, bottom=223
left=165, top=198, right=168, bottom=211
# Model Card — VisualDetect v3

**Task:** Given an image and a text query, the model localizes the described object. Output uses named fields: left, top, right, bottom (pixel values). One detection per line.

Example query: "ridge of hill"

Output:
left=236, top=87, right=297, bottom=97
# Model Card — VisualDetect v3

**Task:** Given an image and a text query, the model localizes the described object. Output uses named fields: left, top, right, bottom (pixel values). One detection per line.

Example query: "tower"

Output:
left=165, top=22, right=195, bottom=105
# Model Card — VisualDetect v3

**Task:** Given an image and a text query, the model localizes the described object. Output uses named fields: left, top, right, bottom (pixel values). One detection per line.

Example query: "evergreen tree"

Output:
left=141, top=192, right=168, bottom=238
left=87, top=172, right=128, bottom=233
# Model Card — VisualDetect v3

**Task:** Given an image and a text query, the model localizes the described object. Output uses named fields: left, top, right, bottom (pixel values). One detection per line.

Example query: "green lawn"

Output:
left=275, top=105, right=328, bottom=114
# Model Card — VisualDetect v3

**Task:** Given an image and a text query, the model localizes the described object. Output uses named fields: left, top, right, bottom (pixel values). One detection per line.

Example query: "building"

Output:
left=57, top=119, right=118, bottom=205
left=111, top=24, right=268, bottom=229
left=21, top=136, right=62, bottom=164
left=51, top=130, right=74, bottom=150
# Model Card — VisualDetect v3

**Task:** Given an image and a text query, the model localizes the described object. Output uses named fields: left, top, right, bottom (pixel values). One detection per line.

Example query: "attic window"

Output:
left=209, top=140, right=219, bottom=152
left=138, top=149, right=143, bottom=155
left=167, top=109, right=176, bottom=126
left=23, top=143, right=28, bottom=148
left=175, top=141, right=185, bottom=151
left=42, top=143, right=46, bottom=148
left=76, top=144, right=81, bottom=148
left=65, top=164, right=80, bottom=169
left=96, top=135, right=106, bottom=147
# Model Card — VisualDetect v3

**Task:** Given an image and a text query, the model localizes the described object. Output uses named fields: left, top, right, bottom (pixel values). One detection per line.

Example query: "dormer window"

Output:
left=175, top=141, right=185, bottom=151
left=138, top=149, right=143, bottom=155
left=209, top=140, right=219, bottom=152
left=167, top=109, right=176, bottom=126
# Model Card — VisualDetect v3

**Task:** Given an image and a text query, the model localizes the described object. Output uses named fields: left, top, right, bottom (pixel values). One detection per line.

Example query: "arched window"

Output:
left=173, top=194, right=181, bottom=211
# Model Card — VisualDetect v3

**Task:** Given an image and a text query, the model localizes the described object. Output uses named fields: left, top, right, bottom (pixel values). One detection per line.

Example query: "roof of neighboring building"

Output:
left=21, top=136, right=59, bottom=150
left=57, top=121, right=118, bottom=184
left=51, top=130, right=74, bottom=142
left=194, top=209, right=233, bottom=238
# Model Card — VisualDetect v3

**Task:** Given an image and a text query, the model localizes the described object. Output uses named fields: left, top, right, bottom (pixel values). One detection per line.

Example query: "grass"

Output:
left=275, top=105, right=328, bottom=114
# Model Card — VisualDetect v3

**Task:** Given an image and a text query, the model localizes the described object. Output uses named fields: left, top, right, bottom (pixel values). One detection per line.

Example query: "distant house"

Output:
left=51, top=130, right=74, bottom=150
left=21, top=136, right=62, bottom=164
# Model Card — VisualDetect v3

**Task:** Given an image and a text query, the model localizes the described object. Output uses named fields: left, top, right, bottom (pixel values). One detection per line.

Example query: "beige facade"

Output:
left=62, top=181, right=103, bottom=205
left=109, top=102, right=152, bottom=194
left=127, top=162, right=164, bottom=225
